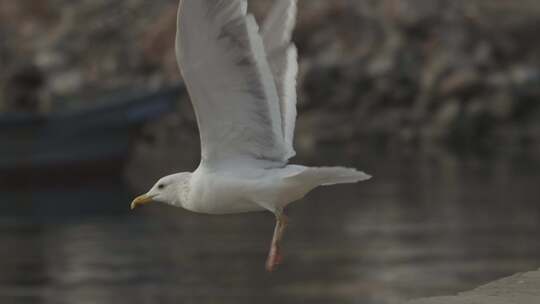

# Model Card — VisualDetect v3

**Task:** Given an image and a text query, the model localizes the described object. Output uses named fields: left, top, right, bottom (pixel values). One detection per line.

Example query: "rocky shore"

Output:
left=2, top=0, right=540, bottom=155
left=407, top=268, right=540, bottom=304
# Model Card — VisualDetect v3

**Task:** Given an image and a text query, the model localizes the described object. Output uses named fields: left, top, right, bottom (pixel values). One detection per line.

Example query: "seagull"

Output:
left=131, top=0, right=371, bottom=272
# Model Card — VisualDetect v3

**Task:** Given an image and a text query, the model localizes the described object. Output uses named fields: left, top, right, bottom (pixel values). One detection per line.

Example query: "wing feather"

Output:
left=261, top=0, right=298, bottom=158
left=176, top=0, right=289, bottom=169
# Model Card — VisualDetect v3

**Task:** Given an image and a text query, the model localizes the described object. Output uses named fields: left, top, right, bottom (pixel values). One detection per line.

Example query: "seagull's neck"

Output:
left=174, top=172, right=192, bottom=208
left=176, top=183, right=190, bottom=208
left=160, top=172, right=192, bottom=208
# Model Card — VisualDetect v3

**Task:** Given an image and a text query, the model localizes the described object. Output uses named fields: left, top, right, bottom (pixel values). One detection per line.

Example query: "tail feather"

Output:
left=313, top=167, right=372, bottom=186
left=276, top=165, right=371, bottom=207
left=285, top=166, right=371, bottom=187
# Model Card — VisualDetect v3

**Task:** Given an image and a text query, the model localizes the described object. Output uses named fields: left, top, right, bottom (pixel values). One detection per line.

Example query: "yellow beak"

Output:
left=131, top=194, right=155, bottom=210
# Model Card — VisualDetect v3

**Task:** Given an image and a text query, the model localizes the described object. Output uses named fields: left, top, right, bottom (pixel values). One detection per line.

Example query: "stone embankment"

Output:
left=408, top=268, right=540, bottom=304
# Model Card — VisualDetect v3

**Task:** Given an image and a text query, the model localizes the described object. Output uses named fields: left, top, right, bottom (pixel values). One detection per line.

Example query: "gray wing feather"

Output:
left=261, top=0, right=298, bottom=159
left=176, top=0, right=290, bottom=169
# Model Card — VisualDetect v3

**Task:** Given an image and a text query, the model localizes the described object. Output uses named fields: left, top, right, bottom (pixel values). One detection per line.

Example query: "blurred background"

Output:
left=1, top=0, right=540, bottom=303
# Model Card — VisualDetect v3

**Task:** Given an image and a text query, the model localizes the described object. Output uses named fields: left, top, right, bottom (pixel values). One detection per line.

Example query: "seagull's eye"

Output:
left=158, top=184, right=165, bottom=190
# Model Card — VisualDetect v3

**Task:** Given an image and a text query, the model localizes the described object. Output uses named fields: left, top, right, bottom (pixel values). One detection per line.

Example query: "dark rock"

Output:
left=2, top=64, right=47, bottom=113
left=2, top=0, right=540, bottom=157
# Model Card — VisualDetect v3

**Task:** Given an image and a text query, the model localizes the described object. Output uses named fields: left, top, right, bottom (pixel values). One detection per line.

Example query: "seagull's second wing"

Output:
left=176, top=0, right=289, bottom=169
left=262, top=0, right=298, bottom=159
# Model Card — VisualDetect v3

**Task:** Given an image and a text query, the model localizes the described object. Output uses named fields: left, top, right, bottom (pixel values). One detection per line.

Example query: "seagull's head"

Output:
left=130, top=172, right=192, bottom=210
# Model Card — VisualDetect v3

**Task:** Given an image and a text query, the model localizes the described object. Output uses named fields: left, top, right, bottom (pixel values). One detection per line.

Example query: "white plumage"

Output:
left=131, top=0, right=371, bottom=272
left=176, top=0, right=288, bottom=168
left=262, top=0, right=299, bottom=158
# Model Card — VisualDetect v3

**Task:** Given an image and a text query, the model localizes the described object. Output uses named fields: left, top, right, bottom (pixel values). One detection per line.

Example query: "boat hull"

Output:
left=0, top=85, right=183, bottom=178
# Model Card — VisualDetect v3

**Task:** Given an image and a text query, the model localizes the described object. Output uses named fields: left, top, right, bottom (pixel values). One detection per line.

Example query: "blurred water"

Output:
left=1, top=151, right=540, bottom=304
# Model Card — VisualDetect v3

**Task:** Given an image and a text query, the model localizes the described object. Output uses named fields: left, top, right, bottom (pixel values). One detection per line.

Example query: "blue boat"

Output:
left=0, top=85, right=183, bottom=179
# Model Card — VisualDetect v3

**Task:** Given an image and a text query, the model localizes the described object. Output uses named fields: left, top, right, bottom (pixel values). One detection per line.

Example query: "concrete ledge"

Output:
left=407, top=268, right=540, bottom=304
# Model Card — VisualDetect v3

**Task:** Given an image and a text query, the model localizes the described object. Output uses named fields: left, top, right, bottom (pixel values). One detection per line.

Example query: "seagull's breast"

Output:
left=184, top=169, right=267, bottom=215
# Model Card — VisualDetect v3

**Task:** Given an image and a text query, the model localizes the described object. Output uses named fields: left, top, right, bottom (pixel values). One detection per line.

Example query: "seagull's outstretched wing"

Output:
left=176, top=0, right=291, bottom=169
left=262, top=0, right=298, bottom=159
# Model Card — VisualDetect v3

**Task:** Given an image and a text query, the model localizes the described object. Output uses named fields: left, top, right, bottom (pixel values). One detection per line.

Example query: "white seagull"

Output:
left=131, top=0, right=371, bottom=272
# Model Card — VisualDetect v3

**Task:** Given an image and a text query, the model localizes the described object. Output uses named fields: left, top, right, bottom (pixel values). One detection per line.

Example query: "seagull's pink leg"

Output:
left=266, top=213, right=288, bottom=272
